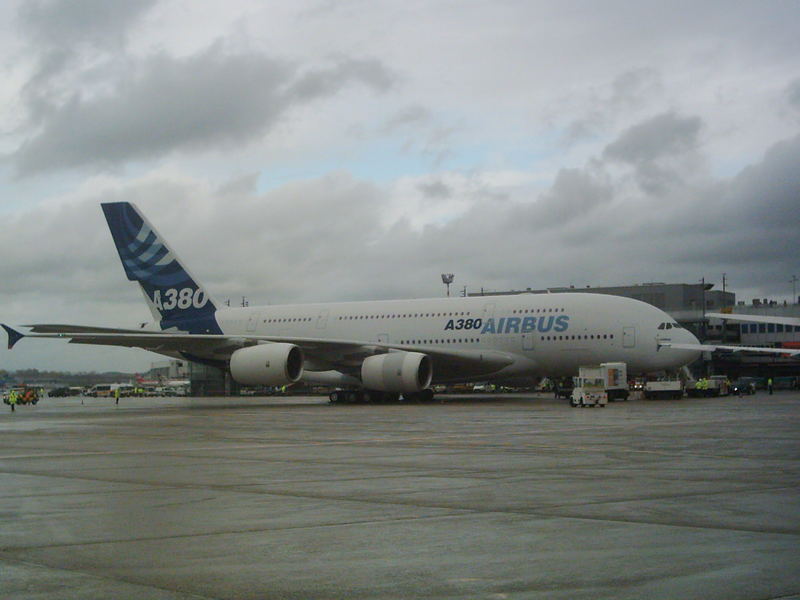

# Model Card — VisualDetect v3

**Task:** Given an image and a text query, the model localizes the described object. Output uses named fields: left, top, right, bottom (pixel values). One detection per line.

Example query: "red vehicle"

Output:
left=3, top=385, right=40, bottom=405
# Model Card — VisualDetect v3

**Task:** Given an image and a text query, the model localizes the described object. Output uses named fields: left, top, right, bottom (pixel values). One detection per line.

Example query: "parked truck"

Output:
left=570, top=374, right=607, bottom=407
left=570, top=362, right=628, bottom=407
left=644, top=378, right=684, bottom=399
left=569, top=362, right=628, bottom=406
left=687, top=375, right=731, bottom=397
left=3, top=385, right=39, bottom=405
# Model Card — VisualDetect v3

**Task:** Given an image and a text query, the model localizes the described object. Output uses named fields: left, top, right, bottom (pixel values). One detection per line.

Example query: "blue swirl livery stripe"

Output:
left=101, top=202, right=221, bottom=335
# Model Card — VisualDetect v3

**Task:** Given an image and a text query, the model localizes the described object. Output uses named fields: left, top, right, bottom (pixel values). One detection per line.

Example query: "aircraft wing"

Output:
left=3, top=324, right=516, bottom=378
left=659, top=341, right=800, bottom=356
left=706, top=312, right=800, bottom=327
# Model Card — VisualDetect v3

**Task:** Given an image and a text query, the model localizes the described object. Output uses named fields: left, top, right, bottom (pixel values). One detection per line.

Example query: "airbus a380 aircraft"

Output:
left=3, top=202, right=771, bottom=402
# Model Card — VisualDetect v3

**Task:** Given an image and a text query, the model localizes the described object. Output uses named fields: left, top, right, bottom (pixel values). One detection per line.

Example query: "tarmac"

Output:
left=1, top=391, right=799, bottom=600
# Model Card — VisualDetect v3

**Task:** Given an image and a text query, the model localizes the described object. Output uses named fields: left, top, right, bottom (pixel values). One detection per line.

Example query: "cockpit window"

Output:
left=658, top=323, right=665, bottom=329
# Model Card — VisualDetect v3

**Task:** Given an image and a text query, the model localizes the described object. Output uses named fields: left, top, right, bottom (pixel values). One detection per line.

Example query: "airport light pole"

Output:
left=791, top=275, right=798, bottom=304
left=700, top=277, right=706, bottom=342
left=441, top=273, right=454, bottom=297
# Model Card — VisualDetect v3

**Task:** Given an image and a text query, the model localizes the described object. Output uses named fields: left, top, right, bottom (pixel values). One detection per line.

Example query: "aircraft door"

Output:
left=623, top=326, right=636, bottom=348
left=316, top=309, right=329, bottom=330
left=521, top=332, right=535, bottom=351
left=245, top=313, right=260, bottom=333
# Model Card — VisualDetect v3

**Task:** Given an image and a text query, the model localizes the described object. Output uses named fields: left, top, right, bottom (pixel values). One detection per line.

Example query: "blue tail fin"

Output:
left=101, top=202, right=221, bottom=334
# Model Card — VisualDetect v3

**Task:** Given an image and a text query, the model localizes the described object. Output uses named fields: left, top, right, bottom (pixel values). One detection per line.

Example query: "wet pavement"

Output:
left=1, top=392, right=799, bottom=599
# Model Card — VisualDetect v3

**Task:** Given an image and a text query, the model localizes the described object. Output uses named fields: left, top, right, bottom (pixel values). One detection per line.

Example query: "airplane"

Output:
left=4, top=201, right=783, bottom=402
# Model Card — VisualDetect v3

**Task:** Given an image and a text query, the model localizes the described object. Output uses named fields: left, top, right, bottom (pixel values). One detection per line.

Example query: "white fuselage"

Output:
left=214, top=292, right=700, bottom=380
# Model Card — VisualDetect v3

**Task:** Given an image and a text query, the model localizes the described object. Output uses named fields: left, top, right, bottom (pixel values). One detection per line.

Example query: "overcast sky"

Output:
left=2, top=0, right=799, bottom=372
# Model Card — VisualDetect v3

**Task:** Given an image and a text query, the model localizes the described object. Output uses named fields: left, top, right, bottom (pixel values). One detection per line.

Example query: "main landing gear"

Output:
left=328, top=389, right=435, bottom=403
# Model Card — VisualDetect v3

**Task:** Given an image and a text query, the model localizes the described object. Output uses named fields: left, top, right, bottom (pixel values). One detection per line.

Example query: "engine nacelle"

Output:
left=229, top=343, right=304, bottom=386
left=361, top=351, right=432, bottom=394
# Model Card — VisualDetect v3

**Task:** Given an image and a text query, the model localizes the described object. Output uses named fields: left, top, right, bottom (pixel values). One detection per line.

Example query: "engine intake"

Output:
left=361, top=351, right=432, bottom=393
left=230, top=343, right=304, bottom=386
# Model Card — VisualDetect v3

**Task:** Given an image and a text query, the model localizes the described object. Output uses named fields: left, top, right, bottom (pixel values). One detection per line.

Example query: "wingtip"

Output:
left=1, top=324, right=25, bottom=350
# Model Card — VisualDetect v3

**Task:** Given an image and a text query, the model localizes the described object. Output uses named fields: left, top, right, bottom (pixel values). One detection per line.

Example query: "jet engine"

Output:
left=361, top=351, right=432, bottom=393
left=229, top=343, right=304, bottom=386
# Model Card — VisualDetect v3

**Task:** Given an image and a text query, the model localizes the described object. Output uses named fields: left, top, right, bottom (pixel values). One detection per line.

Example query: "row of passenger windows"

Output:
left=399, top=338, right=480, bottom=345
left=741, top=323, right=800, bottom=333
left=262, top=309, right=567, bottom=323
left=263, top=318, right=312, bottom=323
left=339, top=312, right=470, bottom=320
left=541, top=334, right=614, bottom=341
left=397, top=334, right=614, bottom=346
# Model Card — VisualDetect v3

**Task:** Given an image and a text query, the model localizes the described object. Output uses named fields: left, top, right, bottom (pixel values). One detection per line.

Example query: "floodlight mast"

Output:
left=441, top=273, right=455, bottom=297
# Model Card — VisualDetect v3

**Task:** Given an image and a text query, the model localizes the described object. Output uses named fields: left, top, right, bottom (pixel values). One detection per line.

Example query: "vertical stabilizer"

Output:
left=101, top=202, right=221, bottom=334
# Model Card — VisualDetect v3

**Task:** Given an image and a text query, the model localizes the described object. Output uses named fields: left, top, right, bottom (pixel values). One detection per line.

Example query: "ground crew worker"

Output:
left=8, top=390, right=17, bottom=412
left=114, top=387, right=121, bottom=405
left=768, top=377, right=773, bottom=395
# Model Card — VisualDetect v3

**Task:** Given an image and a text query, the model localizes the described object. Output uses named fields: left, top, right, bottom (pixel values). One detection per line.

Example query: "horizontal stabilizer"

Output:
left=2, top=324, right=25, bottom=350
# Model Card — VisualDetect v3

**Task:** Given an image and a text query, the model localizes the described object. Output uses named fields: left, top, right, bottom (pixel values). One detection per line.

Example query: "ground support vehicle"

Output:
left=86, top=384, right=113, bottom=398
left=569, top=363, right=628, bottom=404
left=86, top=383, right=134, bottom=398
left=48, top=387, right=72, bottom=397
left=688, top=376, right=730, bottom=397
left=3, top=386, right=39, bottom=405
left=570, top=373, right=608, bottom=408
left=731, top=378, right=757, bottom=395
left=708, top=376, right=731, bottom=396
left=644, top=379, right=684, bottom=399
left=553, top=377, right=574, bottom=400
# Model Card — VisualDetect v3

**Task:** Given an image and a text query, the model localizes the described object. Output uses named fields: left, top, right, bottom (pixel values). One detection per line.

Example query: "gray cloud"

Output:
left=518, top=167, right=613, bottom=231
left=20, top=0, right=155, bottom=49
left=603, top=112, right=702, bottom=165
left=602, top=112, right=705, bottom=195
left=287, top=57, right=394, bottom=100
left=787, top=79, right=800, bottom=110
left=382, top=105, right=431, bottom=132
left=417, top=179, right=452, bottom=199
left=12, top=47, right=394, bottom=175
left=16, top=0, right=158, bottom=127
left=561, top=67, right=662, bottom=146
